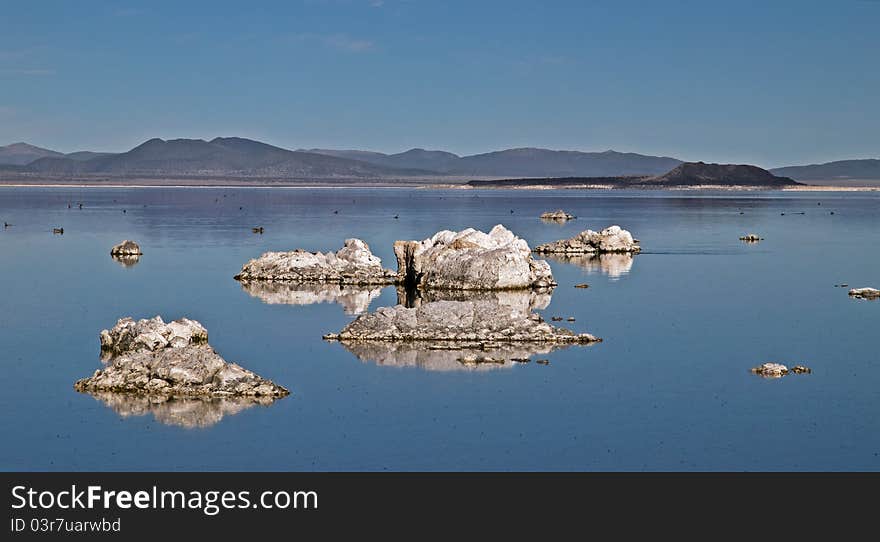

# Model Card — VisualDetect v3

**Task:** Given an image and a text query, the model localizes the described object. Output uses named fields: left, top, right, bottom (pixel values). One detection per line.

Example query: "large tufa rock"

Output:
left=393, top=225, right=555, bottom=290
left=234, top=238, right=397, bottom=285
left=849, top=287, right=880, bottom=300
left=75, top=316, right=289, bottom=398
left=110, top=240, right=142, bottom=256
left=534, top=225, right=640, bottom=254
left=323, top=299, right=599, bottom=344
left=540, top=210, right=576, bottom=221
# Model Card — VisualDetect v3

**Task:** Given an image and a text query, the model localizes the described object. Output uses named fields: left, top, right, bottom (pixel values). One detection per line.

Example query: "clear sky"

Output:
left=1, top=0, right=877, bottom=167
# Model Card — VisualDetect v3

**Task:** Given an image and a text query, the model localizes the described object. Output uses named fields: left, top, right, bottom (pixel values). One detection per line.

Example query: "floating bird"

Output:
left=252, top=227, right=264, bottom=234
left=393, top=214, right=399, bottom=219
left=122, top=209, right=126, bottom=213
left=78, top=203, right=83, bottom=209
left=3, top=222, right=11, bottom=228
left=510, top=209, right=514, bottom=214
left=239, top=206, right=243, bottom=210
left=333, top=210, right=339, bottom=214
left=52, top=227, right=64, bottom=234
left=67, top=203, right=71, bottom=209
left=830, top=211, right=835, bottom=215
left=535, top=359, right=550, bottom=365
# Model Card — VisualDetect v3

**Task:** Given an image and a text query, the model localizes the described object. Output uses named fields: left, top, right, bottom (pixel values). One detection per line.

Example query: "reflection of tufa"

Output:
left=238, top=281, right=382, bottom=315
left=543, top=253, right=635, bottom=279
left=80, top=392, right=277, bottom=429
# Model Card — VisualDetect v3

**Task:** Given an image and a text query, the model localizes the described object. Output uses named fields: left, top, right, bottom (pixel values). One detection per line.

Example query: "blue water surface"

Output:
left=0, top=187, right=877, bottom=471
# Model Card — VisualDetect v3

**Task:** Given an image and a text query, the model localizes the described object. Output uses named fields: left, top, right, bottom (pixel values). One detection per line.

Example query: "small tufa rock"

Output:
left=751, top=362, right=789, bottom=378
left=323, top=299, right=600, bottom=345
left=849, top=287, right=880, bottom=300
left=76, top=316, right=289, bottom=398
left=751, top=362, right=812, bottom=378
left=540, top=210, right=576, bottom=221
left=110, top=240, right=142, bottom=256
left=534, top=225, right=640, bottom=255
left=235, top=238, right=397, bottom=285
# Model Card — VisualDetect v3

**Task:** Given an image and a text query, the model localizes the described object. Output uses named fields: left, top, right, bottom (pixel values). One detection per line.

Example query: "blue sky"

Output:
left=0, top=0, right=877, bottom=167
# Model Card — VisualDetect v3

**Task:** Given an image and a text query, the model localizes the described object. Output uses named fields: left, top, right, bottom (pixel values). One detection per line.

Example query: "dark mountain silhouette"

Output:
left=65, top=151, right=115, bottom=161
left=307, top=147, right=681, bottom=176
left=0, top=142, right=64, bottom=165
left=454, top=148, right=681, bottom=177
left=771, top=159, right=880, bottom=181
left=21, top=137, right=432, bottom=178
left=643, top=162, right=800, bottom=187
left=304, top=148, right=462, bottom=172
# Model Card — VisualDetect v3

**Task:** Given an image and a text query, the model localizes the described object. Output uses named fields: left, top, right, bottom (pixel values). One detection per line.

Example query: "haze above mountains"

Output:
left=0, top=138, right=877, bottom=183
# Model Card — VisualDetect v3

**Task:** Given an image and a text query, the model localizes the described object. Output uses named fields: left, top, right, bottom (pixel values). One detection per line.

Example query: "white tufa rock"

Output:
left=534, top=225, right=640, bottom=254
left=393, top=224, right=556, bottom=290
left=234, top=238, right=397, bottom=285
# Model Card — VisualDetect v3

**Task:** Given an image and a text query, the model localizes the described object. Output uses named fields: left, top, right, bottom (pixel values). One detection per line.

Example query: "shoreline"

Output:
left=0, top=182, right=877, bottom=191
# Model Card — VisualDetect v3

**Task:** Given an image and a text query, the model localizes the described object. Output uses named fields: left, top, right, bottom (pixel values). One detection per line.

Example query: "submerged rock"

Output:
left=239, top=281, right=382, bottom=315
left=540, top=210, right=576, bottom=221
left=110, top=240, right=142, bottom=256
left=393, top=225, right=555, bottom=290
left=75, top=316, right=289, bottom=398
left=80, top=392, right=276, bottom=428
left=534, top=225, right=640, bottom=254
left=234, top=238, right=397, bottom=285
left=323, top=299, right=599, bottom=344
left=849, top=287, right=880, bottom=300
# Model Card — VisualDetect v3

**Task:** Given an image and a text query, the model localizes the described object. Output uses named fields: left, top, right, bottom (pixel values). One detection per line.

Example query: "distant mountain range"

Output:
left=4, top=137, right=427, bottom=179
left=770, top=159, right=880, bottom=181
left=303, top=147, right=682, bottom=177
left=1, top=138, right=877, bottom=183
left=468, top=162, right=800, bottom=188
left=0, top=142, right=110, bottom=166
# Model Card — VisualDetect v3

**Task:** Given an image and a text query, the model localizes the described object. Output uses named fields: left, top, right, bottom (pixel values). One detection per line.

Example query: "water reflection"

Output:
left=111, top=254, right=141, bottom=268
left=544, top=253, right=635, bottom=279
left=81, top=391, right=279, bottom=428
left=238, top=281, right=382, bottom=315
left=333, top=340, right=583, bottom=372
left=397, top=287, right=553, bottom=311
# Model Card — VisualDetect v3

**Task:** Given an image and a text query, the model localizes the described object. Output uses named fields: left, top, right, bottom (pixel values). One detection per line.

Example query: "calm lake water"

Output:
left=0, top=186, right=878, bottom=471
